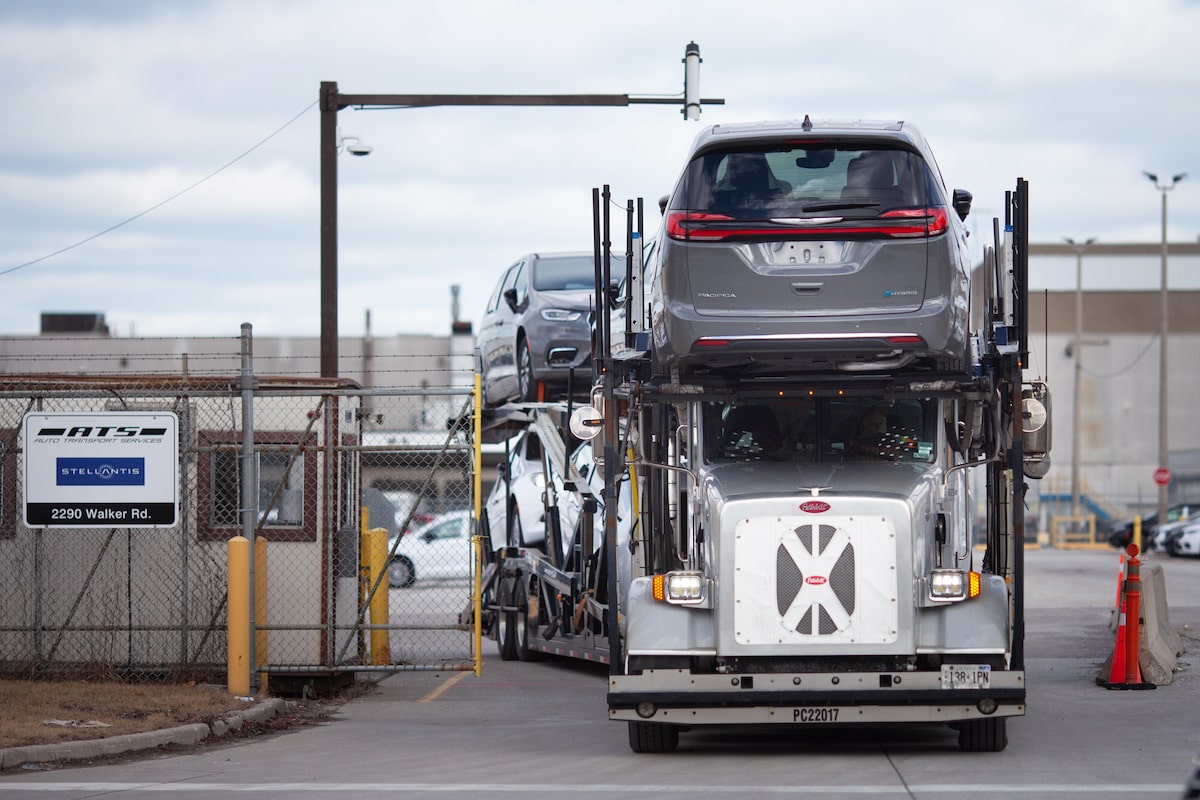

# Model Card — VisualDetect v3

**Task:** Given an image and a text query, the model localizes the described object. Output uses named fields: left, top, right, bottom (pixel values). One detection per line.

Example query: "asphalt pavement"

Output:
left=1, top=546, right=1198, bottom=799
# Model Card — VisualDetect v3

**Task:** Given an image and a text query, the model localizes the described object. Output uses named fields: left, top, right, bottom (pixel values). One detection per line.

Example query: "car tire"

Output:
left=387, top=556, right=416, bottom=588
left=507, top=502, right=525, bottom=548
left=496, top=579, right=519, bottom=661
left=517, top=338, right=537, bottom=402
left=957, top=716, right=1007, bottom=752
left=628, top=721, right=680, bottom=753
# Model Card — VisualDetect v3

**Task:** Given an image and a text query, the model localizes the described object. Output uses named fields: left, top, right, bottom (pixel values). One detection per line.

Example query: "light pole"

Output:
left=318, top=43, right=722, bottom=378
left=1143, top=171, right=1187, bottom=526
left=1064, top=236, right=1095, bottom=519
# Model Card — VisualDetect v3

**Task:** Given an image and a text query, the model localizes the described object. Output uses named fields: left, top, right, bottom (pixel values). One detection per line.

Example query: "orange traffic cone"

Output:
left=1104, top=594, right=1139, bottom=685
left=1112, top=553, right=1125, bottom=609
left=1103, top=545, right=1156, bottom=690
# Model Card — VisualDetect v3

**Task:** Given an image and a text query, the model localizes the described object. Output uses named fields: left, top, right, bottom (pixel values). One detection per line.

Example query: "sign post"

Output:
left=23, top=412, right=180, bottom=528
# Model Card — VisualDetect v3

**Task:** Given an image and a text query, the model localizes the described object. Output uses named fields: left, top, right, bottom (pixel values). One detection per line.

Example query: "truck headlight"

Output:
left=929, top=569, right=981, bottom=602
left=652, top=571, right=705, bottom=604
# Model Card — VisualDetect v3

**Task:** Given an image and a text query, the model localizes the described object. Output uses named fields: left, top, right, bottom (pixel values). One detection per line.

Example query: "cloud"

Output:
left=1, top=0, right=1197, bottom=338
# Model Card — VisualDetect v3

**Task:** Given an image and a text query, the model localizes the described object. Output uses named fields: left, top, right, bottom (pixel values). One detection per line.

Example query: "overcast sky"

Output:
left=1, top=0, right=1197, bottom=339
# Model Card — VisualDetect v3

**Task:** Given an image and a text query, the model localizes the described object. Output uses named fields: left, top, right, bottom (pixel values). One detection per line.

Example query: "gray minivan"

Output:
left=648, top=118, right=974, bottom=377
left=479, top=251, right=617, bottom=406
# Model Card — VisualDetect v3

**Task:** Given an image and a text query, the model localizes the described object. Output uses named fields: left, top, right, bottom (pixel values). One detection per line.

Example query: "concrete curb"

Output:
left=0, top=697, right=291, bottom=771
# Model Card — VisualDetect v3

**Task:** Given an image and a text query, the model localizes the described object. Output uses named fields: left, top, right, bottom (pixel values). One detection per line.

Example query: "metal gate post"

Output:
left=239, top=323, right=259, bottom=691
left=473, top=373, right=483, bottom=677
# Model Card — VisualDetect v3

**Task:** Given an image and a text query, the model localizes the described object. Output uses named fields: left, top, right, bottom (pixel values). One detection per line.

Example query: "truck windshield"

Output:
left=703, top=397, right=938, bottom=464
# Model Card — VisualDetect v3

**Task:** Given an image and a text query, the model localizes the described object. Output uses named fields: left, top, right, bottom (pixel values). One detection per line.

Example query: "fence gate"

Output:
left=0, top=374, right=482, bottom=686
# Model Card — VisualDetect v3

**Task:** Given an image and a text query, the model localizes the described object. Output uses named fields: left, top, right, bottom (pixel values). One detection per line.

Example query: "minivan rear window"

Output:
left=677, top=145, right=939, bottom=219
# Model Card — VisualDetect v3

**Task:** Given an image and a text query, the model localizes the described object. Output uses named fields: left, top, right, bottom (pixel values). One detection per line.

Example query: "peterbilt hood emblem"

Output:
left=799, top=500, right=830, bottom=513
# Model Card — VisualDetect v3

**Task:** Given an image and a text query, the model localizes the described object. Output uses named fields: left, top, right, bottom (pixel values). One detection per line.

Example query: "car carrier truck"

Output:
left=474, top=168, right=1046, bottom=753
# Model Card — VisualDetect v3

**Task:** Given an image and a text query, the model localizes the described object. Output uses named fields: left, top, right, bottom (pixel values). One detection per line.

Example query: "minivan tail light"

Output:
left=878, top=206, right=950, bottom=237
left=666, top=211, right=734, bottom=241
left=666, top=207, right=949, bottom=241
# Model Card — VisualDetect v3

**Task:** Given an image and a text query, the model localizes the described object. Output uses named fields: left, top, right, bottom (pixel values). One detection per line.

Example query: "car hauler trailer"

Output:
left=472, top=176, right=1047, bottom=753
left=473, top=400, right=629, bottom=665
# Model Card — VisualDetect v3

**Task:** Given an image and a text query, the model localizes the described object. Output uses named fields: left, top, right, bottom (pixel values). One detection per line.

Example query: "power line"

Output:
left=0, top=100, right=318, bottom=278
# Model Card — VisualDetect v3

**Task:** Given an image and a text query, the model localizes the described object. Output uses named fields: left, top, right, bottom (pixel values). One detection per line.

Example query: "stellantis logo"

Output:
left=799, top=501, right=830, bottom=513
left=57, top=458, right=145, bottom=486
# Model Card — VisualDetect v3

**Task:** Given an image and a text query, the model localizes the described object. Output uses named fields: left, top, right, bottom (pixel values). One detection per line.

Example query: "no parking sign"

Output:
left=23, top=412, right=179, bottom=528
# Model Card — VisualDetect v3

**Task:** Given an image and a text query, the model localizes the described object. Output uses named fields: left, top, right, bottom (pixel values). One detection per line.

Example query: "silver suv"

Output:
left=648, top=118, right=974, bottom=377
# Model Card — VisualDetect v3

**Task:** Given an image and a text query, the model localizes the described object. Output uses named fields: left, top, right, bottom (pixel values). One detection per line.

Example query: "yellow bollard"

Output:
left=1133, top=516, right=1143, bottom=554
left=227, top=536, right=251, bottom=696
left=364, top=527, right=391, bottom=664
left=254, top=536, right=269, bottom=694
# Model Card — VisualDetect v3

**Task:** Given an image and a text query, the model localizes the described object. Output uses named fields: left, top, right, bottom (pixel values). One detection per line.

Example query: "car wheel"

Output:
left=628, top=721, right=680, bottom=753
left=507, top=502, right=525, bottom=548
left=517, top=338, right=536, bottom=402
left=957, top=716, right=1007, bottom=752
left=496, top=579, right=519, bottom=661
left=388, top=556, right=415, bottom=588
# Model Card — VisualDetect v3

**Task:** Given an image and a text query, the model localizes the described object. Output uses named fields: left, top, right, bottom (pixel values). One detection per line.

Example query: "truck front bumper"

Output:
left=608, top=668, right=1025, bottom=726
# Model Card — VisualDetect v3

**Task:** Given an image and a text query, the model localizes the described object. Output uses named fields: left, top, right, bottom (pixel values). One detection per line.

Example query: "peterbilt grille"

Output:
left=777, top=522, right=854, bottom=633
left=733, top=514, right=898, bottom=647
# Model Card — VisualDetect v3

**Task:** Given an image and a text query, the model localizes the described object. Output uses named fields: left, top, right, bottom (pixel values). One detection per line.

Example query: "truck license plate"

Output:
left=941, top=664, right=990, bottom=689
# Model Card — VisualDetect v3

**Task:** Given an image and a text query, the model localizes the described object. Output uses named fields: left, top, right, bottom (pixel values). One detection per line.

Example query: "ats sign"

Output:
left=23, top=413, right=179, bottom=528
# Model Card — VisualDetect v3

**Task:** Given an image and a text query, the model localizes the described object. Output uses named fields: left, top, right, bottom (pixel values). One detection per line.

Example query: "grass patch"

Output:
left=0, top=679, right=258, bottom=749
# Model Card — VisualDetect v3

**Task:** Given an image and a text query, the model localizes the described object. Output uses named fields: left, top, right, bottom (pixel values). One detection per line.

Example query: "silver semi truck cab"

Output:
left=609, top=391, right=1023, bottom=751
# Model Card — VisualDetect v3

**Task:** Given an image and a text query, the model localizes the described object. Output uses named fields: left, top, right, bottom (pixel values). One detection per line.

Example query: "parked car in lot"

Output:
left=648, top=118, right=974, bottom=378
left=478, top=251, right=625, bottom=406
left=1168, top=522, right=1200, bottom=557
left=387, top=510, right=473, bottom=588
left=482, top=431, right=547, bottom=550
left=1108, top=502, right=1196, bottom=549
left=1149, top=518, right=1194, bottom=554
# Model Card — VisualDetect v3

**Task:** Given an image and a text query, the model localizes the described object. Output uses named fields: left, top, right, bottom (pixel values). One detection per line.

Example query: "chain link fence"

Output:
left=0, top=361, right=480, bottom=684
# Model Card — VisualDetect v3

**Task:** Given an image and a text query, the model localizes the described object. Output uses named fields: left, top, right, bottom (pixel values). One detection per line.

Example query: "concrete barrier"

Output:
left=1102, top=563, right=1183, bottom=686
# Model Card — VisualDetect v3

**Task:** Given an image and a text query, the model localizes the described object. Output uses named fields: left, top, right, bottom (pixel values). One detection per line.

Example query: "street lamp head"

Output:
left=1145, top=171, right=1187, bottom=191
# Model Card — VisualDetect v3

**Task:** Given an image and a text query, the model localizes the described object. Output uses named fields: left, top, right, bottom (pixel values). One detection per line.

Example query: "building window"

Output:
left=197, top=430, right=317, bottom=542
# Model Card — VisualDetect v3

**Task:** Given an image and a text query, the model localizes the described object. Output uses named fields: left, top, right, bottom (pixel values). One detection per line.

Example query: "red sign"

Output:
left=799, top=501, right=830, bottom=513
left=1153, top=467, right=1172, bottom=486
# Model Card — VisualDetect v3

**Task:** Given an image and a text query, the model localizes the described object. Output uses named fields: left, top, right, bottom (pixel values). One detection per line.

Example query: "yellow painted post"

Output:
left=365, top=527, right=391, bottom=664
left=254, top=536, right=269, bottom=694
left=227, top=536, right=251, bottom=696
left=1133, top=516, right=1142, bottom=554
